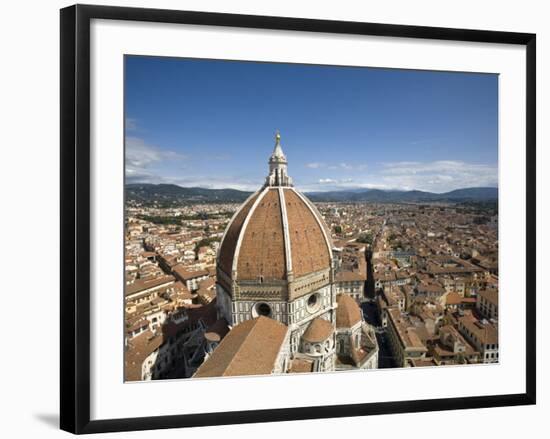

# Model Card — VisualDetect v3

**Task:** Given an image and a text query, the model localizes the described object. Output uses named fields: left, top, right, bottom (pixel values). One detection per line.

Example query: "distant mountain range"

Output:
left=126, top=184, right=251, bottom=204
left=306, top=187, right=498, bottom=203
left=126, top=183, right=498, bottom=205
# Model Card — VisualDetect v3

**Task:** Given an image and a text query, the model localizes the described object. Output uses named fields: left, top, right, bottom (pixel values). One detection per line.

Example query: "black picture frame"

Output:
left=60, top=4, right=536, bottom=434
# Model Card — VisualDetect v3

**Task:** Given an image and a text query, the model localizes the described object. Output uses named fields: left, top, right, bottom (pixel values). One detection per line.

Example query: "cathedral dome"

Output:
left=302, top=317, right=334, bottom=343
left=216, top=133, right=333, bottom=298
left=217, top=187, right=332, bottom=282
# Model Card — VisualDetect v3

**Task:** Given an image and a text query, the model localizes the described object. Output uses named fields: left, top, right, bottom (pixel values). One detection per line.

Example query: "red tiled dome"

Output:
left=217, top=187, right=332, bottom=282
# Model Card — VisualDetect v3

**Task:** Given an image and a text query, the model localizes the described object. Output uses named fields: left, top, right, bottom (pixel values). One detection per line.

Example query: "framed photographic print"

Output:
left=60, top=4, right=536, bottom=434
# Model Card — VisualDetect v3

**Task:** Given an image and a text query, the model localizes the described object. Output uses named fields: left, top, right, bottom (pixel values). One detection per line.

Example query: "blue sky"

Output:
left=125, top=56, right=498, bottom=193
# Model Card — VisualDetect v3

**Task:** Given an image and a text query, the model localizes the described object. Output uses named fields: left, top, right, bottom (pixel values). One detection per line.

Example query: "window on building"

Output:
left=306, top=293, right=322, bottom=313
left=253, top=302, right=272, bottom=318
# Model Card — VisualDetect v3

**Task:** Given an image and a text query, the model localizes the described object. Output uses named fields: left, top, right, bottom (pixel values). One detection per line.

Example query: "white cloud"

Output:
left=305, top=162, right=367, bottom=171
left=125, top=136, right=187, bottom=183
left=328, top=162, right=367, bottom=171
left=297, top=159, right=497, bottom=193
left=299, top=179, right=392, bottom=192
left=125, top=167, right=160, bottom=184
left=313, top=178, right=381, bottom=189
left=126, top=137, right=162, bottom=168
left=328, top=163, right=350, bottom=170
left=379, top=160, right=498, bottom=192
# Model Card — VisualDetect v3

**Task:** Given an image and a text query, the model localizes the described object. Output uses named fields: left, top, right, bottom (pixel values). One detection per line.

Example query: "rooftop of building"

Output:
left=336, top=294, right=362, bottom=328
left=302, top=317, right=334, bottom=343
left=194, top=316, right=288, bottom=378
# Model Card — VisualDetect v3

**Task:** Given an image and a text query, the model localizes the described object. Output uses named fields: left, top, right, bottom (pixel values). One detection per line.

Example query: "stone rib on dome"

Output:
left=237, top=188, right=287, bottom=280
left=336, top=294, right=362, bottom=328
left=293, top=189, right=334, bottom=252
left=285, top=189, right=332, bottom=278
left=217, top=191, right=261, bottom=277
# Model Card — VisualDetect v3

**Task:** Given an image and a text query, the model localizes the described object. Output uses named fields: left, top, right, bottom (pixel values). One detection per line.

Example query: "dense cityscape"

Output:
left=124, top=136, right=499, bottom=381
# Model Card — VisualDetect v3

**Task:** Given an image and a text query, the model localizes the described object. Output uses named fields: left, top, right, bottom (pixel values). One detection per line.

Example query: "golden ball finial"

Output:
left=275, top=130, right=281, bottom=142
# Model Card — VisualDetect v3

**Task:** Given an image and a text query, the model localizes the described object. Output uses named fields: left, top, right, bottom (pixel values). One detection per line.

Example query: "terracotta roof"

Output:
left=172, top=265, right=209, bottom=281
left=409, top=358, right=437, bottom=367
left=237, top=188, right=287, bottom=280
left=336, top=294, right=362, bottom=328
left=387, top=308, right=428, bottom=351
left=199, top=277, right=216, bottom=290
left=417, top=282, right=445, bottom=294
left=127, top=319, right=149, bottom=333
left=197, top=288, right=216, bottom=305
left=194, top=316, right=288, bottom=378
left=302, top=318, right=334, bottom=343
left=173, top=281, right=193, bottom=298
left=288, top=358, right=314, bottom=373
left=459, top=314, right=498, bottom=344
left=217, top=191, right=261, bottom=276
left=406, top=328, right=426, bottom=349
left=125, top=275, right=175, bottom=297
left=125, top=330, right=164, bottom=381
left=204, top=319, right=230, bottom=342
left=335, top=270, right=366, bottom=282
left=217, top=187, right=332, bottom=283
left=284, top=189, right=331, bottom=278
left=445, top=291, right=463, bottom=305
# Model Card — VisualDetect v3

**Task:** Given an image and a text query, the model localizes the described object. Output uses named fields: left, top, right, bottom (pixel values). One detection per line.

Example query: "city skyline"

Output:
left=125, top=56, right=498, bottom=193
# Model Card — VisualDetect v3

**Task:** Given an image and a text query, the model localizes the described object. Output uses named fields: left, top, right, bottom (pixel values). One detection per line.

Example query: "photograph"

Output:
left=1, top=0, right=542, bottom=436
left=123, top=56, right=499, bottom=381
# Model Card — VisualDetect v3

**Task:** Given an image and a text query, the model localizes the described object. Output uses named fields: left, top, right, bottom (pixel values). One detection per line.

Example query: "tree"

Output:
left=356, top=232, right=373, bottom=245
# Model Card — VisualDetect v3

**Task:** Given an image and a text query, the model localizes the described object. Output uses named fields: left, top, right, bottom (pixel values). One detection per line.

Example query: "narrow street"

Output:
left=361, top=300, right=396, bottom=368
left=363, top=249, right=396, bottom=368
